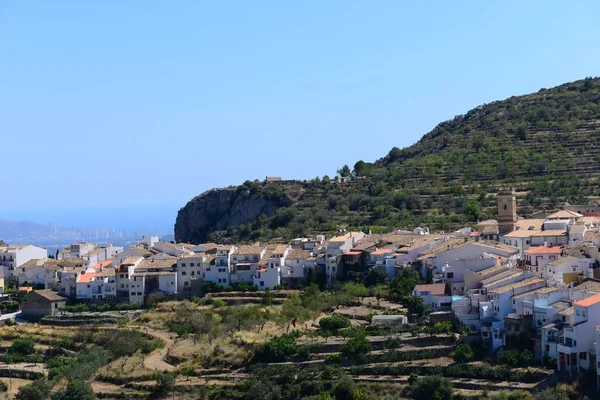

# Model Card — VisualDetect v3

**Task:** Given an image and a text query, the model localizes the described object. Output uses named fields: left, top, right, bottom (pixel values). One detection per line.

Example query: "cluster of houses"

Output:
left=8, top=189, right=600, bottom=385
left=409, top=190, right=600, bottom=387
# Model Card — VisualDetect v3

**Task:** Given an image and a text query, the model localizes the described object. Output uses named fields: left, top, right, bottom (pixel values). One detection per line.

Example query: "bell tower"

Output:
left=497, top=188, right=517, bottom=234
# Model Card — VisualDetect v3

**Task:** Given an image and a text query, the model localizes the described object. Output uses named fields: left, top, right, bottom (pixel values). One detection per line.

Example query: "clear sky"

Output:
left=1, top=1, right=599, bottom=220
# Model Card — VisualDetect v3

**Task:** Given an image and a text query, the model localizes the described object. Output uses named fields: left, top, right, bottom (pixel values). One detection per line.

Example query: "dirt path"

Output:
left=138, top=327, right=176, bottom=372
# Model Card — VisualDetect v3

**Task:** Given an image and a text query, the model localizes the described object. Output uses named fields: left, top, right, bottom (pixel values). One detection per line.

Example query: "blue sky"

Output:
left=1, top=1, right=599, bottom=220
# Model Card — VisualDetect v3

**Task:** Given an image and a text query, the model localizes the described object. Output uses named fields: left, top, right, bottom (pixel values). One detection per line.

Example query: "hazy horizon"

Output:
left=2, top=204, right=179, bottom=232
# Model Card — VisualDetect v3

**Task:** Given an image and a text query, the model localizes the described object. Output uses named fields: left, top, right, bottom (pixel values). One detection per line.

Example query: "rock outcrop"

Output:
left=174, top=185, right=292, bottom=243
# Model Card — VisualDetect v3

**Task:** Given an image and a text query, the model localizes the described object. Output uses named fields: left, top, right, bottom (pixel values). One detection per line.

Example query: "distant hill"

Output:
left=175, top=77, right=600, bottom=244
left=0, top=220, right=55, bottom=240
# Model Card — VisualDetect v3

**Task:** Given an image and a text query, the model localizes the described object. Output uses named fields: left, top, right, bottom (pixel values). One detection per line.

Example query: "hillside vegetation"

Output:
left=176, top=77, right=600, bottom=243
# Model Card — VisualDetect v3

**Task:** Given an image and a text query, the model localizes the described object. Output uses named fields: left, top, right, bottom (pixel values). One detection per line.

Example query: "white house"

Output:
left=152, top=242, right=194, bottom=257
left=442, top=257, right=499, bottom=295
left=15, top=259, right=60, bottom=287
left=487, top=277, right=546, bottom=350
left=0, top=244, right=48, bottom=281
left=76, top=272, right=96, bottom=299
left=230, top=245, right=266, bottom=285
left=557, top=293, right=600, bottom=375
left=463, top=264, right=512, bottom=291
left=282, top=249, right=312, bottom=286
left=545, top=256, right=594, bottom=286
left=501, top=230, right=538, bottom=254
left=325, top=231, right=365, bottom=257
left=115, top=247, right=152, bottom=264
left=417, top=241, right=519, bottom=276
left=489, top=277, right=546, bottom=320
left=530, top=230, right=568, bottom=247
left=568, top=224, right=587, bottom=245
left=115, top=257, right=143, bottom=301
left=59, top=242, right=95, bottom=259
left=128, top=258, right=177, bottom=304
left=204, top=245, right=234, bottom=287
left=412, top=283, right=452, bottom=311
left=177, top=255, right=208, bottom=292
left=523, top=245, right=564, bottom=276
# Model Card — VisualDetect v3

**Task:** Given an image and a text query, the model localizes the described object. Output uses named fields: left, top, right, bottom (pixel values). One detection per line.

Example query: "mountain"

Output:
left=175, top=77, right=600, bottom=244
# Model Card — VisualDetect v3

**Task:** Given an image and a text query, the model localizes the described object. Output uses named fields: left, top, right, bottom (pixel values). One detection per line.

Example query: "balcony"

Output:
left=558, top=343, right=578, bottom=354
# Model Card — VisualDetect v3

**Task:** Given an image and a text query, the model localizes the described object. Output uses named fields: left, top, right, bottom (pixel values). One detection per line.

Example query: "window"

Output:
left=190, top=263, right=194, bottom=267
left=260, top=281, right=264, bottom=286
left=580, top=352, right=587, bottom=360
left=121, top=284, right=124, bottom=288
left=572, top=267, right=577, bottom=272
left=120, top=274, right=124, bottom=278
left=182, top=272, right=186, bottom=276
left=447, top=272, right=454, bottom=279
left=582, top=311, right=587, bottom=318
left=55, top=303, right=58, bottom=309
left=138, top=292, right=142, bottom=296
left=546, top=345, right=550, bottom=352
left=576, top=310, right=580, bottom=316
left=191, top=271, right=195, bottom=276
left=87, top=285, right=90, bottom=288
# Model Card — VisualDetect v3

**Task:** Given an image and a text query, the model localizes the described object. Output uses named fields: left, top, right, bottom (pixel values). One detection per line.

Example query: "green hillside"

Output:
left=176, top=77, right=600, bottom=244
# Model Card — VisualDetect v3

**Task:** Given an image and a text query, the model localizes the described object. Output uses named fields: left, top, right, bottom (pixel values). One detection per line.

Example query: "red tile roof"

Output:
left=524, top=246, right=563, bottom=255
left=90, top=260, right=112, bottom=271
left=574, top=293, right=600, bottom=308
left=77, top=273, right=96, bottom=284
left=414, top=283, right=447, bottom=296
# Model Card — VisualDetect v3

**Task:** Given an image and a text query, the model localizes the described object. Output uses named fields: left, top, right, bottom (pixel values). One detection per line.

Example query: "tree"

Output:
left=410, top=375, right=453, bottom=400
left=353, top=160, right=367, bottom=176
left=16, top=380, right=52, bottom=400
left=319, top=316, right=350, bottom=332
left=51, top=380, right=96, bottom=400
left=401, top=295, right=431, bottom=321
left=337, top=164, right=351, bottom=177
left=11, top=338, right=35, bottom=355
left=333, top=376, right=359, bottom=400
left=453, top=344, right=474, bottom=363
left=389, top=267, right=420, bottom=300
left=340, top=332, right=372, bottom=358
left=364, top=268, right=388, bottom=287
left=278, top=294, right=310, bottom=331
left=341, top=282, right=369, bottom=301
left=463, top=199, right=482, bottom=222
left=153, top=372, right=176, bottom=395
left=372, top=285, right=388, bottom=305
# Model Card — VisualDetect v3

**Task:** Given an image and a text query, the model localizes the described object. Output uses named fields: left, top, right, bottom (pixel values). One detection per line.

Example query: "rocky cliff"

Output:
left=174, top=183, right=296, bottom=243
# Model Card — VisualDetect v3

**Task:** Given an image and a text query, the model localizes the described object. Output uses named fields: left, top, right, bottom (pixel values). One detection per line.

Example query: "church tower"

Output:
left=497, top=188, right=517, bottom=234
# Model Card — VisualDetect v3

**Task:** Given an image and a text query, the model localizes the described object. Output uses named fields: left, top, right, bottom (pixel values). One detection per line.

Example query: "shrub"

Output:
left=324, top=354, right=342, bottom=364
left=453, top=344, right=474, bottom=363
left=211, top=299, right=228, bottom=308
left=154, top=372, right=176, bottom=394
left=410, top=375, right=453, bottom=400
left=16, top=380, right=52, bottom=400
left=319, top=316, right=350, bottom=332
left=341, top=333, right=372, bottom=359
left=0, top=380, right=7, bottom=392
left=51, top=379, right=95, bottom=400
left=254, top=333, right=300, bottom=363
